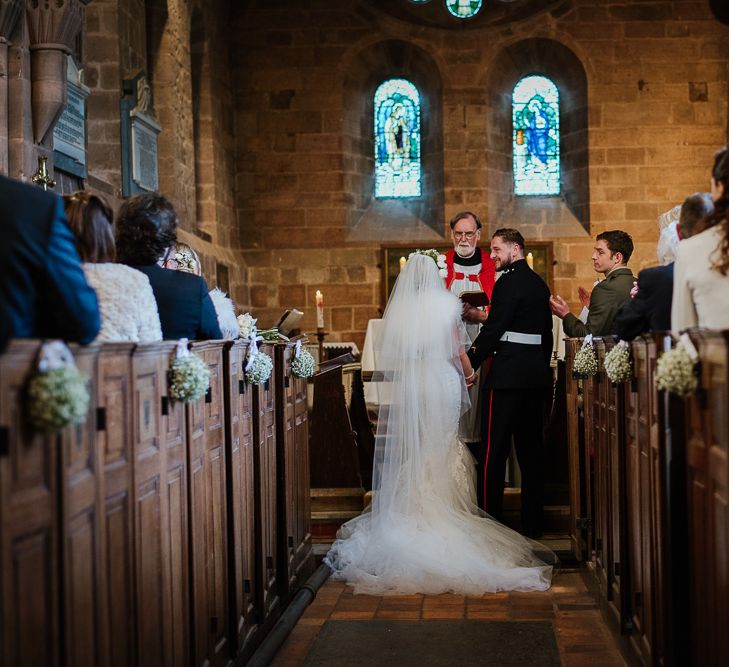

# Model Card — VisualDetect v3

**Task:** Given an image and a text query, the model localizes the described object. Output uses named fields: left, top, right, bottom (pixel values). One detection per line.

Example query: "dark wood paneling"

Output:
left=223, top=340, right=259, bottom=659
left=59, top=345, right=101, bottom=667
left=565, top=340, right=585, bottom=561
left=252, top=343, right=279, bottom=626
left=0, top=341, right=60, bottom=667
left=96, top=344, right=135, bottom=667
left=274, top=341, right=314, bottom=603
left=187, top=342, right=230, bottom=667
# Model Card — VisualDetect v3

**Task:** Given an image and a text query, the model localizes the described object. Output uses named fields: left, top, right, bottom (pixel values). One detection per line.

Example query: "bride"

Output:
left=325, top=252, right=554, bottom=595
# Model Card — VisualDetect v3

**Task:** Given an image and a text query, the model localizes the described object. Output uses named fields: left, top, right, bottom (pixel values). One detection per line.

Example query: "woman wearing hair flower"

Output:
left=325, top=252, right=554, bottom=595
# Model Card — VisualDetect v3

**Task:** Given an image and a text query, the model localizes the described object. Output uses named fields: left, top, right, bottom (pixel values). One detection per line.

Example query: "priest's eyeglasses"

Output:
left=453, top=231, right=478, bottom=240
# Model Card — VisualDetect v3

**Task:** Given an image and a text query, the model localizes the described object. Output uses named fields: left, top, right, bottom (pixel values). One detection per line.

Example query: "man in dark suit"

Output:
left=0, top=175, right=100, bottom=352
left=613, top=192, right=714, bottom=340
left=467, top=228, right=553, bottom=538
left=115, top=193, right=222, bottom=341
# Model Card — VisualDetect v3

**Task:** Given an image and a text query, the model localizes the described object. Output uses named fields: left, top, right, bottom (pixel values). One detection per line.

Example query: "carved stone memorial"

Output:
left=121, top=71, right=161, bottom=196
left=53, top=55, right=89, bottom=178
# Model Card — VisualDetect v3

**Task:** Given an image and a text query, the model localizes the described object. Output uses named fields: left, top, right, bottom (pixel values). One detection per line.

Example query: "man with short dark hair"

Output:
left=550, top=229, right=635, bottom=337
left=467, top=228, right=553, bottom=538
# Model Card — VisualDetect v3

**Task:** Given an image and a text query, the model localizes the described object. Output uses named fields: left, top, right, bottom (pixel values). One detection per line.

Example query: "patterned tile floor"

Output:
left=271, top=568, right=626, bottom=666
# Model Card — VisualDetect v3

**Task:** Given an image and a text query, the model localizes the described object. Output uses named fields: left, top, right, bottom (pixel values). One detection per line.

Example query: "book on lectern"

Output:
left=275, top=308, right=303, bottom=335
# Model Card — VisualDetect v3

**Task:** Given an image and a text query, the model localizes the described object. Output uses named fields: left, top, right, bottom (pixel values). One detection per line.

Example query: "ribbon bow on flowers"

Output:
left=244, top=324, right=274, bottom=385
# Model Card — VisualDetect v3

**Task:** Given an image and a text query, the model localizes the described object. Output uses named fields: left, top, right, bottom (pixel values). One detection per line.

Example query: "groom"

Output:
left=466, top=228, right=553, bottom=538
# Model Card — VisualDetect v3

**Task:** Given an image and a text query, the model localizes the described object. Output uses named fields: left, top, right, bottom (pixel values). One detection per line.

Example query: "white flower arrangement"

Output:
left=258, top=327, right=289, bottom=342
left=604, top=341, right=632, bottom=384
left=409, top=248, right=448, bottom=278
left=26, top=366, right=90, bottom=434
left=573, top=339, right=598, bottom=377
left=655, top=344, right=698, bottom=397
left=168, top=353, right=211, bottom=403
left=291, top=348, right=316, bottom=378
left=246, top=351, right=273, bottom=385
left=237, top=312, right=257, bottom=339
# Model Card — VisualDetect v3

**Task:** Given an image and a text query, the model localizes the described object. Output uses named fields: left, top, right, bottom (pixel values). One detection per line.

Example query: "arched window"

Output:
left=374, top=78, right=421, bottom=198
left=512, top=75, right=560, bottom=196
left=445, top=0, right=483, bottom=19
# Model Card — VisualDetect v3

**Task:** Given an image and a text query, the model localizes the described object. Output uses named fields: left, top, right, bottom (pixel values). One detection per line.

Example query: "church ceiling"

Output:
left=364, top=0, right=573, bottom=29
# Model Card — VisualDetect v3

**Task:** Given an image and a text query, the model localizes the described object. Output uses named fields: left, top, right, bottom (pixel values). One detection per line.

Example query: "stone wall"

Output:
left=234, top=0, right=729, bottom=349
left=0, top=0, right=246, bottom=309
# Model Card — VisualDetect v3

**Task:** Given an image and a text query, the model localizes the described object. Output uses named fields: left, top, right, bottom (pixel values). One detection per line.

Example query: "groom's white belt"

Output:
left=499, top=331, right=542, bottom=345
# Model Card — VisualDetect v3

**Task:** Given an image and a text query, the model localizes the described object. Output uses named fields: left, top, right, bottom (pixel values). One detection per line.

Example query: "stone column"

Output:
left=0, top=0, right=22, bottom=174
left=25, top=0, right=84, bottom=144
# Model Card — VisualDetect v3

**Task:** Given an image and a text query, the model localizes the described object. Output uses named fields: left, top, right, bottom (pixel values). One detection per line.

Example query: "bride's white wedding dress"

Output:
left=325, top=254, right=554, bottom=595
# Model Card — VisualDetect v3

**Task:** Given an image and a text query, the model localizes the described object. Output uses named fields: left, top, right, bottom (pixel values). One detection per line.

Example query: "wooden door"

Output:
left=59, top=345, right=102, bottom=667
left=253, top=342, right=279, bottom=626
left=95, top=344, right=136, bottom=667
left=187, top=342, right=230, bottom=667
left=224, top=341, right=259, bottom=658
left=0, top=341, right=60, bottom=667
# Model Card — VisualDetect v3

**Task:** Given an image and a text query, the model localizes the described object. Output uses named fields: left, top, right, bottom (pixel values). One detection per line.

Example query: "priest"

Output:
left=444, top=211, right=496, bottom=456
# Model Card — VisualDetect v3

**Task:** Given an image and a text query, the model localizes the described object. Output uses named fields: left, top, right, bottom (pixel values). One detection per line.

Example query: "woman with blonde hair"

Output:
left=63, top=191, right=162, bottom=343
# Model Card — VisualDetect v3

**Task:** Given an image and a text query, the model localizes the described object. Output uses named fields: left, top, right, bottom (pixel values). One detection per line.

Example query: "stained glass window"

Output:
left=512, top=75, right=560, bottom=196
left=445, top=0, right=483, bottom=19
left=374, top=78, right=421, bottom=198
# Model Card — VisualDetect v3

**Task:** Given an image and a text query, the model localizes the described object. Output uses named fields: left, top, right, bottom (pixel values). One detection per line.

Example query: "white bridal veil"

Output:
left=325, top=254, right=555, bottom=595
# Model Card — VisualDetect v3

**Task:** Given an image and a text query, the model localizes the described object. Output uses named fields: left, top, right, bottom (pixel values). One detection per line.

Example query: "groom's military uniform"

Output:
left=467, top=258, right=553, bottom=538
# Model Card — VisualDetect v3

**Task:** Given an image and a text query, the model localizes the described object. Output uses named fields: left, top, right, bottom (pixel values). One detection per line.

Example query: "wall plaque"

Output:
left=53, top=56, right=89, bottom=178
left=121, top=71, right=161, bottom=196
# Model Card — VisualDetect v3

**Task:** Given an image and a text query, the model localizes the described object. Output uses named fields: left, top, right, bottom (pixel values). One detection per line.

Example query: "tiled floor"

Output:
left=271, top=568, right=626, bottom=666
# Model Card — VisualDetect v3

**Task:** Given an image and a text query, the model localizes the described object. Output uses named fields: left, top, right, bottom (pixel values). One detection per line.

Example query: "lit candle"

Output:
left=526, top=252, right=534, bottom=270
left=315, top=290, right=325, bottom=329
left=399, top=256, right=406, bottom=272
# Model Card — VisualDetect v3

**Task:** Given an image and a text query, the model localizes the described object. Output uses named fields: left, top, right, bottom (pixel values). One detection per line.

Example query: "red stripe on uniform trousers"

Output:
left=484, top=389, right=494, bottom=511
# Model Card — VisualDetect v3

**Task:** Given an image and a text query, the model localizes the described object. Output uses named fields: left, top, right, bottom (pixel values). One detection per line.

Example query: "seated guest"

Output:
left=0, top=175, right=99, bottom=352
left=672, top=146, right=729, bottom=332
left=549, top=230, right=635, bottom=337
left=162, top=241, right=239, bottom=339
left=614, top=193, right=713, bottom=340
left=63, top=191, right=162, bottom=343
left=115, top=194, right=222, bottom=340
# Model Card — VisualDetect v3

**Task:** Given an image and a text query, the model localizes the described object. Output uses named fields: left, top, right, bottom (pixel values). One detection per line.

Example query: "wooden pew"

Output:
left=223, top=339, right=259, bottom=659
left=95, top=343, right=136, bottom=667
left=58, top=344, right=101, bottom=667
left=565, top=339, right=587, bottom=561
left=274, top=339, right=314, bottom=603
left=252, top=342, right=280, bottom=629
left=131, top=342, right=191, bottom=667
left=624, top=335, right=662, bottom=665
left=685, top=330, right=729, bottom=667
left=186, top=341, right=230, bottom=667
left=0, top=341, right=61, bottom=667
